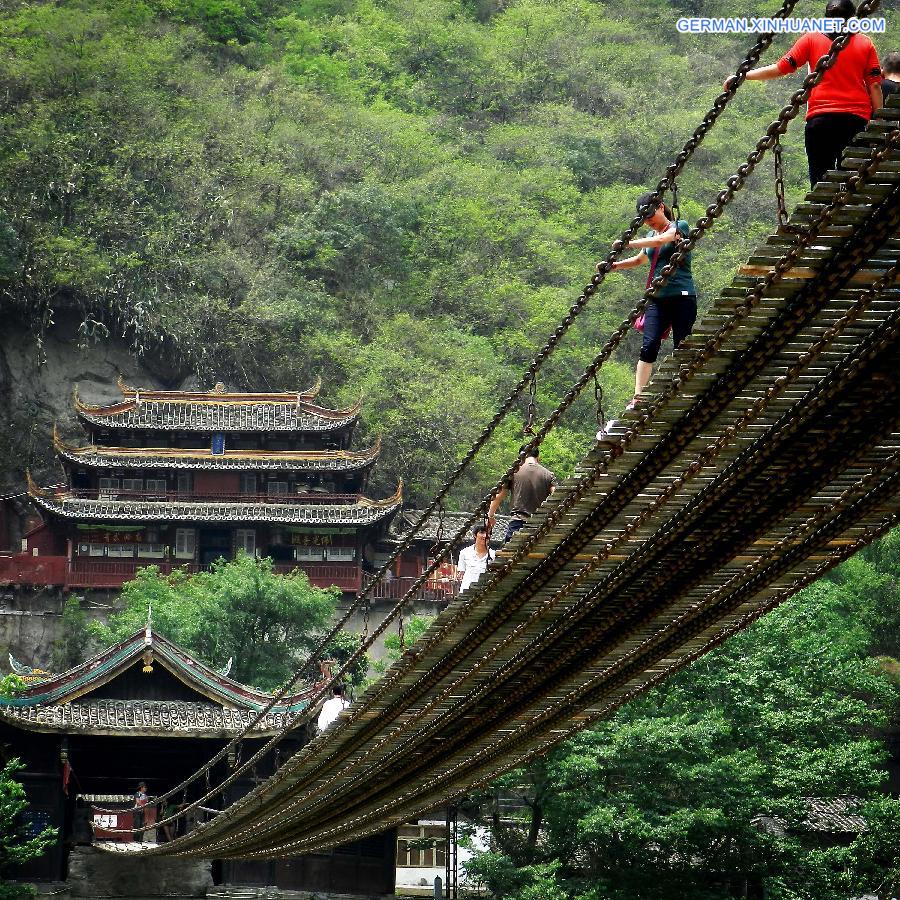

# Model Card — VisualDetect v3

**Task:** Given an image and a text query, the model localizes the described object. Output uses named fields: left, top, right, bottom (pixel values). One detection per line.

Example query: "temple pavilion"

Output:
left=11, top=377, right=402, bottom=593
left=0, top=622, right=397, bottom=894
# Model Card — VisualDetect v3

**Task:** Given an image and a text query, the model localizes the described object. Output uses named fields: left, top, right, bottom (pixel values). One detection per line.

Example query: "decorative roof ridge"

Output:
left=116, top=373, right=323, bottom=402
left=53, top=428, right=382, bottom=466
left=0, top=698, right=303, bottom=736
left=73, top=386, right=361, bottom=423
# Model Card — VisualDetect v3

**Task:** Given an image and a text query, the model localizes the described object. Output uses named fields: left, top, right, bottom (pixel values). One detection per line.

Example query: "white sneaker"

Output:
left=596, top=420, right=620, bottom=442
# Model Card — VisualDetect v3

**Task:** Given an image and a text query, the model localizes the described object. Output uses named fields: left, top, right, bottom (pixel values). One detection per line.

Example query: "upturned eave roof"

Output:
left=73, top=385, right=361, bottom=433
left=27, top=478, right=403, bottom=527
left=54, top=427, right=381, bottom=473
left=0, top=627, right=314, bottom=714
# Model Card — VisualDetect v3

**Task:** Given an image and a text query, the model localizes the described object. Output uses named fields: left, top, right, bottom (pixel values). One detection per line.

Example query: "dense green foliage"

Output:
left=371, top=613, right=434, bottom=678
left=462, top=530, right=900, bottom=899
left=0, top=756, right=56, bottom=900
left=5, top=0, right=896, bottom=503
left=92, top=554, right=344, bottom=689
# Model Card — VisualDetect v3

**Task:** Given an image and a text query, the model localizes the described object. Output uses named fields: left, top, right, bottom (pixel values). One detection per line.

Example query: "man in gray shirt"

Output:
left=487, top=449, right=556, bottom=544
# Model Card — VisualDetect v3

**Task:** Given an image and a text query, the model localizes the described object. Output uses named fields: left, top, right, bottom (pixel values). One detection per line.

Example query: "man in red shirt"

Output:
left=725, top=0, right=883, bottom=187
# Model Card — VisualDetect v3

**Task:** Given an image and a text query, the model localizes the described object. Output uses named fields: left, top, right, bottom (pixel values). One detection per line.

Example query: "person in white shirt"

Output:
left=456, top=524, right=495, bottom=594
left=317, top=685, right=349, bottom=731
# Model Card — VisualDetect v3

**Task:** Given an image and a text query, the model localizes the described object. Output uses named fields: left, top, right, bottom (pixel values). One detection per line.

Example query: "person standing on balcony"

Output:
left=456, top=524, right=495, bottom=594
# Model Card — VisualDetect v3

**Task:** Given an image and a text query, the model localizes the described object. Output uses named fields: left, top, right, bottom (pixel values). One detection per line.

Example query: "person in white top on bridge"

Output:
left=456, top=523, right=495, bottom=594
left=317, top=684, right=350, bottom=731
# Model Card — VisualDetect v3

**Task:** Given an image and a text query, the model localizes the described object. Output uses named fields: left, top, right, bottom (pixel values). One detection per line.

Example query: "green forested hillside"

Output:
left=1, top=0, right=897, bottom=503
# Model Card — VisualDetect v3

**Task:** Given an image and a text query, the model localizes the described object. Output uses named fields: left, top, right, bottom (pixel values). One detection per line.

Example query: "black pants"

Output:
left=639, top=295, right=697, bottom=364
left=805, top=113, right=868, bottom=188
left=133, top=808, right=144, bottom=842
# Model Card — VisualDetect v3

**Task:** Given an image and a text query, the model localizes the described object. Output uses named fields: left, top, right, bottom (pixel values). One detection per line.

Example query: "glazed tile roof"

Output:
left=802, top=798, right=867, bottom=833
left=389, top=509, right=511, bottom=547
left=0, top=699, right=298, bottom=737
left=74, top=390, right=360, bottom=433
left=29, top=488, right=402, bottom=526
left=54, top=430, right=381, bottom=473
left=2, top=628, right=315, bottom=712
left=752, top=798, right=868, bottom=836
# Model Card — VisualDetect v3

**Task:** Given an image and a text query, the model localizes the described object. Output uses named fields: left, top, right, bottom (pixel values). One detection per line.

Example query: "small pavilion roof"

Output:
left=0, top=626, right=316, bottom=737
left=54, top=427, right=381, bottom=473
left=389, top=509, right=511, bottom=548
left=73, top=382, right=360, bottom=433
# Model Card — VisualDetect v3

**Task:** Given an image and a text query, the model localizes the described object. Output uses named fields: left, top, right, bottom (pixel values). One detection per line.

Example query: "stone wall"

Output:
left=0, top=587, right=120, bottom=671
left=64, top=846, right=214, bottom=897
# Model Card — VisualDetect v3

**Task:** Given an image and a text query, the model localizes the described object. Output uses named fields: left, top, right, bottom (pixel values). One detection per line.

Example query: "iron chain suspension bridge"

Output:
left=95, top=0, right=900, bottom=859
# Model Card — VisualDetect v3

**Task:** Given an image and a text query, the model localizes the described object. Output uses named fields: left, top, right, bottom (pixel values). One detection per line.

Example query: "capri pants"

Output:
left=639, top=295, right=697, bottom=364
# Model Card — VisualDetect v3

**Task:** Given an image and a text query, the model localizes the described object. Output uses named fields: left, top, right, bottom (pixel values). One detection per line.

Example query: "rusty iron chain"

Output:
left=524, top=373, right=538, bottom=436
left=593, top=373, right=606, bottom=429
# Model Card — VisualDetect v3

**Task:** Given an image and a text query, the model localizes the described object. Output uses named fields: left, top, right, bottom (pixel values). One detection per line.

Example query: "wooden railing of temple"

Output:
left=0, top=555, right=366, bottom=593
left=95, top=101, right=900, bottom=859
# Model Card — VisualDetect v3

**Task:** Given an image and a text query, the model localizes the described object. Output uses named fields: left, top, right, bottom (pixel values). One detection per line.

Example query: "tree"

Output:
left=0, top=760, right=57, bottom=900
left=92, top=554, right=342, bottom=691
left=463, top=531, right=900, bottom=900
left=371, top=614, right=434, bottom=678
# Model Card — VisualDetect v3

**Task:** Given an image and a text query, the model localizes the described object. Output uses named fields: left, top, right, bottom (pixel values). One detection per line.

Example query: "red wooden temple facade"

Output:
left=1, top=378, right=402, bottom=594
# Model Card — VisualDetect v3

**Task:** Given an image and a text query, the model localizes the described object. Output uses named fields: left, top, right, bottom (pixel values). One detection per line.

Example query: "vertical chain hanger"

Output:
left=593, top=372, right=606, bottom=431
left=524, top=373, right=538, bottom=437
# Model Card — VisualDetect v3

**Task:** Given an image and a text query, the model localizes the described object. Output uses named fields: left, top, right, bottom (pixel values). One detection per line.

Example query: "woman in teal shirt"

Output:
left=611, top=193, right=697, bottom=410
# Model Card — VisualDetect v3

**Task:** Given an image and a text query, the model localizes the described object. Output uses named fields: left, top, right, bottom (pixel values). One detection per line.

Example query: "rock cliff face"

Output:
left=0, top=314, right=181, bottom=495
left=0, top=314, right=191, bottom=669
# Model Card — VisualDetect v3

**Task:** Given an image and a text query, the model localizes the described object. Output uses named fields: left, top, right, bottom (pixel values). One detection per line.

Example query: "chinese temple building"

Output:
left=0, top=623, right=396, bottom=895
left=6, top=378, right=402, bottom=594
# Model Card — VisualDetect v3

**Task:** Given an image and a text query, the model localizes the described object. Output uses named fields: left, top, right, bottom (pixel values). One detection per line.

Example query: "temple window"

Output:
left=235, top=529, right=256, bottom=557
left=175, top=528, right=196, bottom=559
left=267, top=480, right=289, bottom=496
left=98, top=477, right=120, bottom=497
left=396, top=826, right=447, bottom=867
left=145, top=478, right=167, bottom=496
left=325, top=546, right=356, bottom=562
left=137, top=544, right=166, bottom=558
left=296, top=546, right=325, bottom=562
left=239, top=474, right=257, bottom=494
left=177, top=474, right=193, bottom=494
left=107, top=544, right=135, bottom=559
left=122, top=478, right=143, bottom=493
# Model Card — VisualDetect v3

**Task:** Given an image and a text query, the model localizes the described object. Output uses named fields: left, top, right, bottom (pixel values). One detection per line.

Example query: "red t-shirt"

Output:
left=777, top=32, right=881, bottom=120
